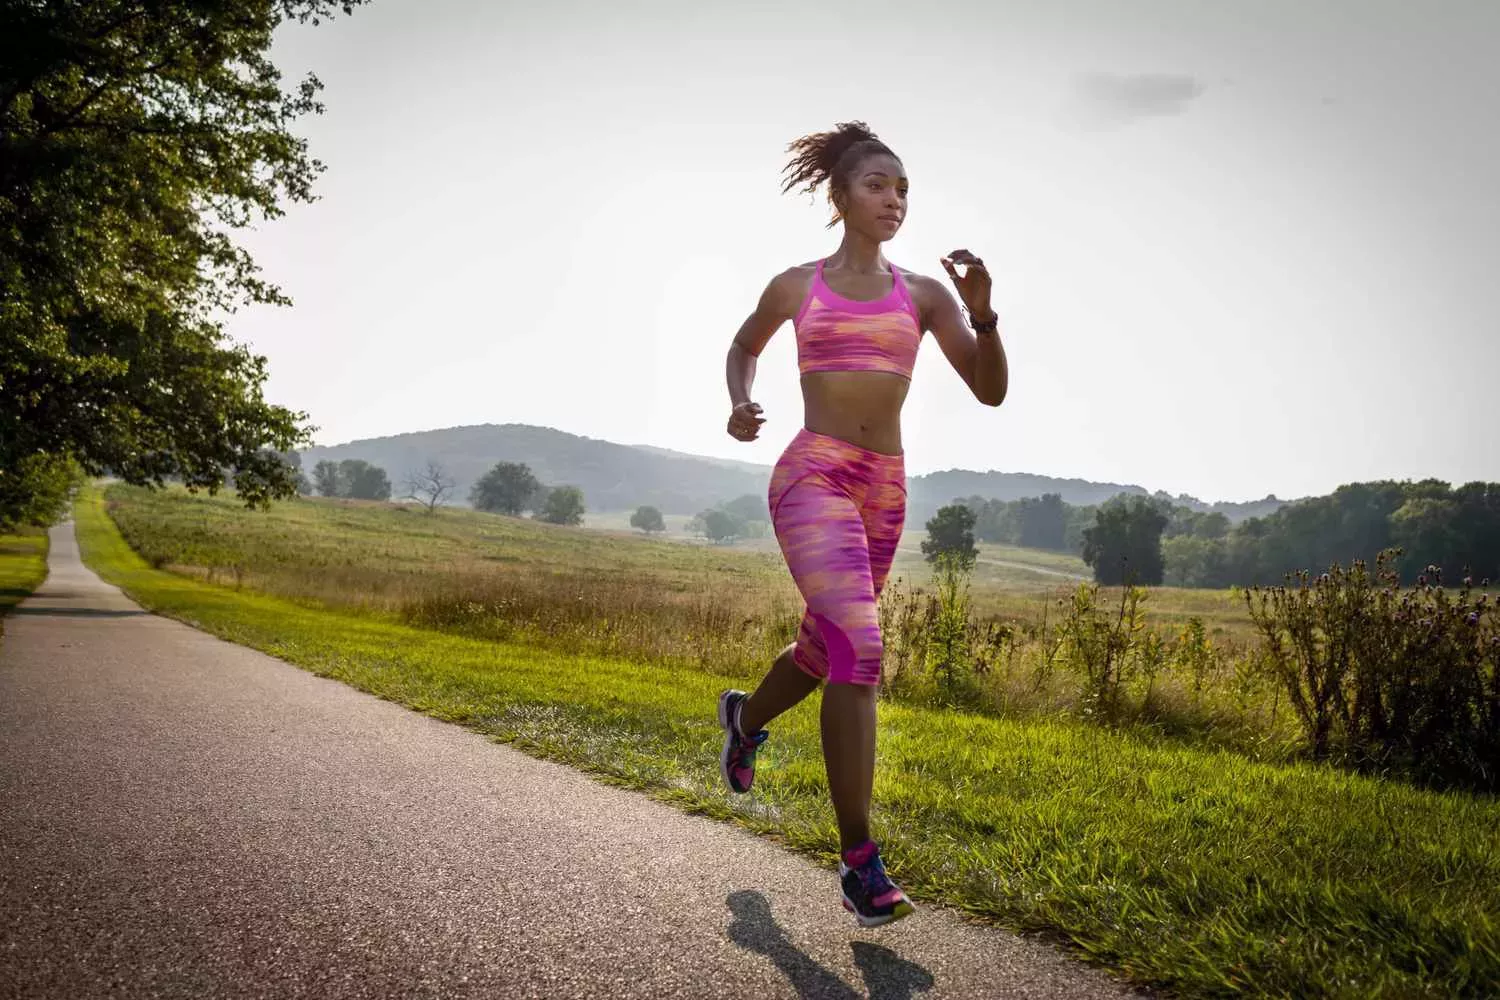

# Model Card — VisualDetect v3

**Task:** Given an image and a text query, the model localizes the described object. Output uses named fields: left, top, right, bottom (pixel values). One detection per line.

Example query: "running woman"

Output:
left=718, top=121, right=1009, bottom=927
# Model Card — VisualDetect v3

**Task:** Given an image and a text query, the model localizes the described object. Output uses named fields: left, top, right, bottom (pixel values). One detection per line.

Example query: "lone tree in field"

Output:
left=701, top=508, right=745, bottom=545
left=630, top=505, right=666, bottom=534
left=312, top=460, right=342, bottom=497
left=471, top=461, right=542, bottom=516
left=403, top=460, right=456, bottom=514
left=0, top=1, right=370, bottom=526
left=538, top=486, right=585, bottom=526
left=338, top=460, right=391, bottom=501
left=721, top=493, right=770, bottom=524
left=922, top=504, right=978, bottom=570
left=1082, top=496, right=1169, bottom=585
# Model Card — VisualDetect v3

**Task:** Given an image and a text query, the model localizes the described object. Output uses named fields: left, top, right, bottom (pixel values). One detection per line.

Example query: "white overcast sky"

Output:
left=228, top=0, right=1499, bottom=502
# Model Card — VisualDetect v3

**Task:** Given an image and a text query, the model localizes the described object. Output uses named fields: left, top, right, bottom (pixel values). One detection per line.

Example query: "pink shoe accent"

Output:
left=842, top=840, right=878, bottom=868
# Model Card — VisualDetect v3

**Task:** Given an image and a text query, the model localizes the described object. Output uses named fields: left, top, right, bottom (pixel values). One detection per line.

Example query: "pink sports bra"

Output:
left=794, top=259, right=923, bottom=380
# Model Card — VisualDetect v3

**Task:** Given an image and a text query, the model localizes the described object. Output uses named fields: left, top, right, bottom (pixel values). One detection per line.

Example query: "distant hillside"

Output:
left=1146, top=491, right=1289, bottom=522
left=628, top=444, right=770, bottom=479
left=297, top=423, right=1287, bottom=520
left=907, top=469, right=1147, bottom=523
left=299, top=424, right=767, bottom=515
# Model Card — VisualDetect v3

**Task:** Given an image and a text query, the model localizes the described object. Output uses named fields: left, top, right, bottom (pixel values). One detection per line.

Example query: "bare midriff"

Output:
left=800, top=370, right=909, bottom=456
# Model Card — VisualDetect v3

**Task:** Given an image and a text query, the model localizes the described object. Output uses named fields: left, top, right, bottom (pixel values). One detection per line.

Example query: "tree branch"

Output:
left=3, top=6, right=163, bottom=121
left=41, top=48, right=189, bottom=136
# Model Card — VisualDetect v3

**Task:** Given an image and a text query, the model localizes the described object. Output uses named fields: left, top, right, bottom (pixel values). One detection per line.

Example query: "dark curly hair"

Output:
left=781, top=121, right=899, bottom=228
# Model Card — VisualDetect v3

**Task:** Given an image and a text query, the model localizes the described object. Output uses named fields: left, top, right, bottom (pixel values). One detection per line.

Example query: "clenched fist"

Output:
left=727, top=401, right=766, bottom=441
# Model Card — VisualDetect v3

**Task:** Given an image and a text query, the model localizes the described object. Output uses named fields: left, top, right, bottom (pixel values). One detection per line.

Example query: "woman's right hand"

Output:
left=727, top=402, right=766, bottom=441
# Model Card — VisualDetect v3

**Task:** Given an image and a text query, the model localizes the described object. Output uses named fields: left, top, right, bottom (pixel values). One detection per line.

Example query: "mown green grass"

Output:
left=0, top=528, right=49, bottom=632
left=77, top=487, right=1500, bottom=999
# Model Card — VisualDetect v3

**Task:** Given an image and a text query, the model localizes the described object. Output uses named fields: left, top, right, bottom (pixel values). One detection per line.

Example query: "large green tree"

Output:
left=470, top=462, right=542, bottom=516
left=0, top=1, right=367, bottom=523
left=1082, top=496, right=1169, bottom=585
left=0, top=453, right=82, bottom=532
left=630, top=505, right=665, bottom=534
left=721, top=493, right=769, bottom=524
left=538, top=486, right=585, bottom=526
left=312, top=460, right=341, bottom=498
left=1016, top=493, right=1067, bottom=550
left=338, top=460, right=390, bottom=501
left=700, top=508, right=744, bottom=544
left=922, top=503, right=978, bottom=570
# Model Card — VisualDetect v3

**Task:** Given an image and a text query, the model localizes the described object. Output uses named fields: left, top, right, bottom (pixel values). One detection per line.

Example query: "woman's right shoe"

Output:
left=717, top=689, right=768, bottom=794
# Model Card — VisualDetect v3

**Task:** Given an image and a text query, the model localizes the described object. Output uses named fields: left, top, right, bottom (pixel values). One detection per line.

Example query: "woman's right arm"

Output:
left=726, top=270, right=801, bottom=442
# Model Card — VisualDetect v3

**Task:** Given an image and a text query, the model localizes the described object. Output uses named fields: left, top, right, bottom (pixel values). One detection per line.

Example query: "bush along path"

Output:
left=0, top=528, right=48, bottom=633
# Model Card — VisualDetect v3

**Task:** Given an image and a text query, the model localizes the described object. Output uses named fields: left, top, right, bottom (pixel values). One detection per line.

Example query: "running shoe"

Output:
left=718, top=689, right=768, bottom=794
left=839, top=841, right=915, bottom=927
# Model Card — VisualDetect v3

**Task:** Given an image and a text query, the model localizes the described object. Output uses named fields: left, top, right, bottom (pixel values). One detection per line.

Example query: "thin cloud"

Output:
left=1062, top=72, right=1206, bottom=129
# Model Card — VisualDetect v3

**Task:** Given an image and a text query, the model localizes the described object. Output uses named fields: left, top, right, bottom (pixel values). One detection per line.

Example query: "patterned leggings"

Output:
left=768, top=428, right=907, bottom=686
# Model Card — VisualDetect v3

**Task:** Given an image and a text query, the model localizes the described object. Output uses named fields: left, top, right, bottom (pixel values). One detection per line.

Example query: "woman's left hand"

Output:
left=940, top=248, right=995, bottom=321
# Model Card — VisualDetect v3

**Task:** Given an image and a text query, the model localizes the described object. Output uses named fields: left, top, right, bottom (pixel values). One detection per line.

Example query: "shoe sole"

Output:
left=718, top=690, right=748, bottom=793
left=841, top=893, right=916, bottom=928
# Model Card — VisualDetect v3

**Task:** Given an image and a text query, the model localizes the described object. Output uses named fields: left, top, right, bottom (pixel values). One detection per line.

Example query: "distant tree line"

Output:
left=942, top=480, right=1500, bottom=588
left=1162, top=480, right=1500, bottom=588
left=959, top=493, right=1097, bottom=554
left=310, top=459, right=392, bottom=501
left=297, top=457, right=587, bottom=526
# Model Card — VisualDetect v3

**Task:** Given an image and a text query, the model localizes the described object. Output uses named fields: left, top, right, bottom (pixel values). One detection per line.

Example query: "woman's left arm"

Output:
left=915, top=249, right=1008, bottom=407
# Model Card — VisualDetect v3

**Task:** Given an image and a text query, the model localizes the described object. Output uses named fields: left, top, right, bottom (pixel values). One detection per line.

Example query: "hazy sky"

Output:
left=229, top=0, right=1499, bottom=502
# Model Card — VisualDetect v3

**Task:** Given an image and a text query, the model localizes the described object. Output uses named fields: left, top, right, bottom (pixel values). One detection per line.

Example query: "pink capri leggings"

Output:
left=768, top=428, right=907, bottom=686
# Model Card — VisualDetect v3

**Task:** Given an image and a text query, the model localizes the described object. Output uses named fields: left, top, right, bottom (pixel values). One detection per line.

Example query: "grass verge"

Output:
left=75, top=488, right=1499, bottom=999
left=0, top=527, right=49, bottom=632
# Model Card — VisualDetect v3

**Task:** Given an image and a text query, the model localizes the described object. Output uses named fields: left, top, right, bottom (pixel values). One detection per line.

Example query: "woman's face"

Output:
left=835, top=153, right=908, bottom=242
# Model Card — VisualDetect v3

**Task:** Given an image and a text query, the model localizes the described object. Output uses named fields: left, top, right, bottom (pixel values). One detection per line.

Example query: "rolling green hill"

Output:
left=297, top=422, right=1287, bottom=520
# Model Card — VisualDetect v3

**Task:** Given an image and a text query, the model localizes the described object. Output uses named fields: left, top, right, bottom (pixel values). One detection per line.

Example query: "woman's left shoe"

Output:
left=839, top=840, right=915, bottom=927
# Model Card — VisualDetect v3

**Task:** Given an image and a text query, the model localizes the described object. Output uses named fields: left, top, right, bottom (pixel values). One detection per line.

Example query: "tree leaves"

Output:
left=922, top=504, right=978, bottom=570
left=1, top=1, right=368, bottom=518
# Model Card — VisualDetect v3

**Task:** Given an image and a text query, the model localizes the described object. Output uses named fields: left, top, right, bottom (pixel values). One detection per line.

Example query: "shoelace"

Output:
left=852, top=852, right=897, bottom=898
left=733, top=729, right=768, bottom=765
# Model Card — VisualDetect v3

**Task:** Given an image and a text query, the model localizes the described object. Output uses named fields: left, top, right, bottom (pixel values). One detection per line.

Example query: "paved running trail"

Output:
left=1, top=522, right=1142, bottom=999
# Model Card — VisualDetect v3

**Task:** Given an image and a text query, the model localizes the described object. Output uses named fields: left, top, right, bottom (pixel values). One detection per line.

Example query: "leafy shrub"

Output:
left=1246, top=551, right=1499, bottom=790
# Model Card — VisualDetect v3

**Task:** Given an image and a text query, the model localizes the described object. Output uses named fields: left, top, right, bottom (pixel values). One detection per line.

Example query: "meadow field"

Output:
left=74, top=483, right=1500, bottom=999
left=105, top=486, right=1271, bottom=739
left=588, top=506, right=1256, bottom=641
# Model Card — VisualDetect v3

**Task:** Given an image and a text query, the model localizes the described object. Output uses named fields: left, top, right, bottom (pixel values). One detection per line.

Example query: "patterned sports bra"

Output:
left=794, top=259, right=923, bottom=380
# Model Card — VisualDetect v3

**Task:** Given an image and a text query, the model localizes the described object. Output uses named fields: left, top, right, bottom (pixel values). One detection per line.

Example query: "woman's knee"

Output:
left=809, top=613, right=882, bottom=686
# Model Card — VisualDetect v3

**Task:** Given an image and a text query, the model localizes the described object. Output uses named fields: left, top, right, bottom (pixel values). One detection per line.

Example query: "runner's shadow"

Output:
left=726, top=890, right=934, bottom=1000
left=851, top=941, right=935, bottom=1000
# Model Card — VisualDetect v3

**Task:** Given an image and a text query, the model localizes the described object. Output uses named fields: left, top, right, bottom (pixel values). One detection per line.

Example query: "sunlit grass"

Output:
left=0, top=528, right=48, bottom=632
